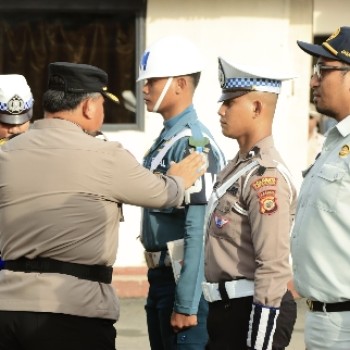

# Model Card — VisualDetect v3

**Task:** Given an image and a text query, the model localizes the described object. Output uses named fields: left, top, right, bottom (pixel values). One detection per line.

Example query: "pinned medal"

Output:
left=189, top=136, right=210, bottom=168
left=339, top=144, right=350, bottom=158
left=214, top=214, right=229, bottom=228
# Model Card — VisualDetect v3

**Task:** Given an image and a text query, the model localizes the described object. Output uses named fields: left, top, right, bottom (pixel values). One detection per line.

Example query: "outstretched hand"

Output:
left=167, top=152, right=207, bottom=189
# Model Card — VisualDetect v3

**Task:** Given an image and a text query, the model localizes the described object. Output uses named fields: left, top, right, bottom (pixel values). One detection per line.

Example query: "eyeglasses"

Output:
left=313, top=64, right=350, bottom=80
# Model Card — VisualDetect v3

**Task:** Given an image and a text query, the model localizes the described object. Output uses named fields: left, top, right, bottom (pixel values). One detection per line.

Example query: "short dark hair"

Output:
left=189, top=72, right=201, bottom=89
left=42, top=90, right=96, bottom=113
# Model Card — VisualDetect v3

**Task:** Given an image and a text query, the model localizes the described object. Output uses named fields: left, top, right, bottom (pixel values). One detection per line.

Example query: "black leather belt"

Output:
left=307, top=299, right=350, bottom=312
left=3, top=257, right=113, bottom=284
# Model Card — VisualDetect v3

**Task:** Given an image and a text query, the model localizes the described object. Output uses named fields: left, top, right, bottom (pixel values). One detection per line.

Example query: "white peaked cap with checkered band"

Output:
left=218, top=57, right=295, bottom=102
left=0, top=74, right=34, bottom=125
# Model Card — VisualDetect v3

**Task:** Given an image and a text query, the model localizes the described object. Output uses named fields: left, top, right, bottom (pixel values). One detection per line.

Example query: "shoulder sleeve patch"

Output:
left=251, top=177, right=277, bottom=191
left=258, top=190, right=278, bottom=214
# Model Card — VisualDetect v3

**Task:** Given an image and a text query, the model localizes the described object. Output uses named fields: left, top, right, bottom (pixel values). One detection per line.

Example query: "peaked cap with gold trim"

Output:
left=48, top=62, right=119, bottom=104
left=297, top=26, right=350, bottom=65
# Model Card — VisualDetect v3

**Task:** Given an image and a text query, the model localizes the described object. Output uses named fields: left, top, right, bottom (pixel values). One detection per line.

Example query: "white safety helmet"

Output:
left=137, top=35, right=205, bottom=82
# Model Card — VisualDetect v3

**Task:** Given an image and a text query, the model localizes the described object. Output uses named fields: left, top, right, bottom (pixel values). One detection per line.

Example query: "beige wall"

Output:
left=144, top=0, right=314, bottom=185
left=109, top=0, right=314, bottom=267
left=314, top=0, right=350, bottom=35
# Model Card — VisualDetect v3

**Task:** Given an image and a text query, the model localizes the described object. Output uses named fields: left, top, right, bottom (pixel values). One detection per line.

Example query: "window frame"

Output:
left=0, top=0, right=146, bottom=131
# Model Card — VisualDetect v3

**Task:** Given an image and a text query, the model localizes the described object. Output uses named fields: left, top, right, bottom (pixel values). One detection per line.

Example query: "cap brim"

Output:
left=297, top=40, right=337, bottom=60
left=218, top=90, right=250, bottom=102
left=0, top=111, right=32, bottom=125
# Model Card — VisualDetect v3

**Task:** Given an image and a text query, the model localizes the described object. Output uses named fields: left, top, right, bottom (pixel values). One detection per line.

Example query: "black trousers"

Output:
left=0, top=311, right=116, bottom=350
left=206, top=290, right=297, bottom=350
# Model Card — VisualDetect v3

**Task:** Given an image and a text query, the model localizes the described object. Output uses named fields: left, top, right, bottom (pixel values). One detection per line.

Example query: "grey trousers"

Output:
left=305, top=310, right=350, bottom=349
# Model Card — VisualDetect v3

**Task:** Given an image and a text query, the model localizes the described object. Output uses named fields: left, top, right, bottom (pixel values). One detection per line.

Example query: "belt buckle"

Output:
left=306, top=299, right=314, bottom=311
left=144, top=251, right=159, bottom=269
left=144, top=252, right=154, bottom=269
left=201, top=282, right=218, bottom=303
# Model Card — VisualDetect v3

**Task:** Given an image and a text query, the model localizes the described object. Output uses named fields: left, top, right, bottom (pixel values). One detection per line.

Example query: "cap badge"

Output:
left=140, top=51, right=150, bottom=72
left=327, top=27, right=341, bottom=42
left=218, top=60, right=226, bottom=88
left=7, top=95, right=25, bottom=114
left=339, top=144, right=350, bottom=158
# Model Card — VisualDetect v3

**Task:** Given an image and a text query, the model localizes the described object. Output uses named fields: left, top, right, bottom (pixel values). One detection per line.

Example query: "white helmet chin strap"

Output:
left=153, top=77, right=173, bottom=112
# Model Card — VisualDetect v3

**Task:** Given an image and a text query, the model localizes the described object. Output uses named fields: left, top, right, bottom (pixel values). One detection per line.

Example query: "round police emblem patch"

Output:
left=262, top=198, right=276, bottom=212
left=258, top=190, right=278, bottom=214
left=7, top=95, right=25, bottom=114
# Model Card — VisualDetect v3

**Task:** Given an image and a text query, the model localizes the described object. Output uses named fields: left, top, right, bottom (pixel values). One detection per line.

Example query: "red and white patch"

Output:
left=257, top=190, right=278, bottom=214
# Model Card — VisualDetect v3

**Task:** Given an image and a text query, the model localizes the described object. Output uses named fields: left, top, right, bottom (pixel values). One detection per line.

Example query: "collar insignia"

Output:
left=339, top=144, right=350, bottom=158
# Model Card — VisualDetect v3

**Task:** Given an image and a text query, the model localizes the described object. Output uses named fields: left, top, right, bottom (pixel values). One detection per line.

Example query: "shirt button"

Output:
left=179, top=334, right=187, bottom=342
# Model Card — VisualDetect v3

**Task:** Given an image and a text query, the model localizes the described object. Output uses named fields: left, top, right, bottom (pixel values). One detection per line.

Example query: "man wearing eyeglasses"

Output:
left=291, top=26, right=350, bottom=349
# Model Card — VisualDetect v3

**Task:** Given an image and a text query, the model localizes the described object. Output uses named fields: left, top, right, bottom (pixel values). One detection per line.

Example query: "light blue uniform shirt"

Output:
left=291, top=115, right=350, bottom=303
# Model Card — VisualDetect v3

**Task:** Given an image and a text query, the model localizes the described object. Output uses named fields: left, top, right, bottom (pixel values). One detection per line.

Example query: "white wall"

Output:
left=108, top=0, right=314, bottom=267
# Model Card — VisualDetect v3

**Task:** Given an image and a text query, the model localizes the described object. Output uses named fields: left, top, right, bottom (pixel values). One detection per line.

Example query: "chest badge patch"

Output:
left=339, top=144, right=350, bottom=158
left=258, top=190, right=278, bottom=214
left=214, top=214, right=229, bottom=228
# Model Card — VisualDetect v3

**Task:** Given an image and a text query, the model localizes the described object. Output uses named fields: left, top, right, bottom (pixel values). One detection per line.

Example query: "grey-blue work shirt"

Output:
left=141, top=105, right=224, bottom=315
left=291, top=115, right=350, bottom=303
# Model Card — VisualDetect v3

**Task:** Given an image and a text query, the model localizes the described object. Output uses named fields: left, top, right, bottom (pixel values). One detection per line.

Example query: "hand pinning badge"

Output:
left=339, top=144, right=350, bottom=158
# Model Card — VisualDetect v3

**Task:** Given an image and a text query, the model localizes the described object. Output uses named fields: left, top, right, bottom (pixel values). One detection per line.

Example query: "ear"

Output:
left=175, top=76, right=187, bottom=93
left=252, top=100, right=263, bottom=117
left=82, top=98, right=95, bottom=120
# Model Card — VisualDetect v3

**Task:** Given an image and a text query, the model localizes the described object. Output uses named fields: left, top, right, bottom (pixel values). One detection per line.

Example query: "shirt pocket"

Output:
left=209, top=195, right=244, bottom=243
left=312, top=163, right=345, bottom=212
